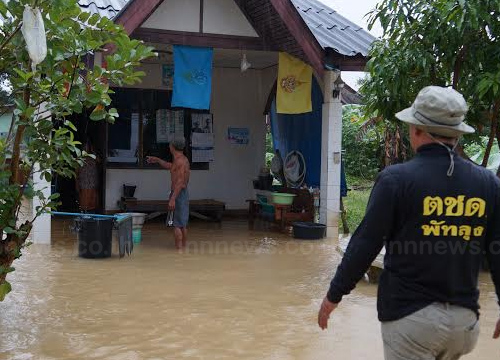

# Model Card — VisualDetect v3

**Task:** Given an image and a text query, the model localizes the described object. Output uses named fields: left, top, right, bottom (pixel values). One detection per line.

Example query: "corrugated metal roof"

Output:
left=77, top=0, right=375, bottom=57
left=341, top=84, right=362, bottom=105
left=77, top=0, right=127, bottom=18
left=291, top=0, right=376, bottom=56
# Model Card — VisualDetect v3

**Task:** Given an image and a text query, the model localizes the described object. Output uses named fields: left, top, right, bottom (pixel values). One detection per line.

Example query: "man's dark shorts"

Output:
left=173, top=188, right=189, bottom=228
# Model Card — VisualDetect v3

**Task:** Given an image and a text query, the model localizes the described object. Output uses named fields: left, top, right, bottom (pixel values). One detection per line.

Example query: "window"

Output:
left=107, top=88, right=210, bottom=170
left=0, top=112, right=13, bottom=140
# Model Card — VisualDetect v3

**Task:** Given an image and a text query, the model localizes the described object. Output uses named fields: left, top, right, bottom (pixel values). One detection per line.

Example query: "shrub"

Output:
left=342, top=105, right=380, bottom=180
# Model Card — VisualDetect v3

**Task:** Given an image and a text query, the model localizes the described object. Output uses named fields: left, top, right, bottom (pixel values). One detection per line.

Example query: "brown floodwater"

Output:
left=0, top=219, right=498, bottom=360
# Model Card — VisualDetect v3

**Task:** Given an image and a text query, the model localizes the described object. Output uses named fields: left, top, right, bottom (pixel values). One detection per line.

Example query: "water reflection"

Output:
left=0, top=219, right=497, bottom=359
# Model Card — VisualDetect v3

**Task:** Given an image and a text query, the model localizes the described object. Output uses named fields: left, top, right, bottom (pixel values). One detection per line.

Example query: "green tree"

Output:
left=0, top=73, right=12, bottom=106
left=362, top=0, right=500, bottom=173
left=342, top=105, right=381, bottom=179
left=0, top=0, right=154, bottom=300
left=265, top=129, right=274, bottom=168
left=465, top=136, right=500, bottom=171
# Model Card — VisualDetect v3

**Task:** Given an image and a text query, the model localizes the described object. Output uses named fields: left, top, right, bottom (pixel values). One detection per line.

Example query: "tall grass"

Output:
left=341, top=177, right=373, bottom=234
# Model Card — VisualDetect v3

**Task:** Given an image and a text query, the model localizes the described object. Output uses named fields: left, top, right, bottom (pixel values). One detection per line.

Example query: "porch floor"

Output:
left=0, top=218, right=498, bottom=359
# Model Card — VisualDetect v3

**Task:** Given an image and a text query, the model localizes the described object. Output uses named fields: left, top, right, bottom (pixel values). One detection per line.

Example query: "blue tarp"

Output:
left=270, top=78, right=347, bottom=195
left=341, top=160, right=347, bottom=197
left=270, top=78, right=322, bottom=187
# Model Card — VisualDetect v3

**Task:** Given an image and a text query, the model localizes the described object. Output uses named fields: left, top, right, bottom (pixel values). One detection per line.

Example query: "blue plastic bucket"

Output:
left=132, top=228, right=142, bottom=244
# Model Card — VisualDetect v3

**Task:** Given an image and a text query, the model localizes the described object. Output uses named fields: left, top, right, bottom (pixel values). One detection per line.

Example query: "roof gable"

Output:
left=203, top=0, right=259, bottom=37
left=77, top=0, right=375, bottom=73
left=139, top=0, right=259, bottom=37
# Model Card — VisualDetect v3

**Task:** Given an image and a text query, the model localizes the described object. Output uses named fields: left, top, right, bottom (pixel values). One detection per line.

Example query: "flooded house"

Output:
left=34, top=0, right=375, bottom=243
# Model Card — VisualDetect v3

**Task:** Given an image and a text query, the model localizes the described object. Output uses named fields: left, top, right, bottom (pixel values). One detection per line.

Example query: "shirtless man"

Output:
left=146, top=138, right=191, bottom=250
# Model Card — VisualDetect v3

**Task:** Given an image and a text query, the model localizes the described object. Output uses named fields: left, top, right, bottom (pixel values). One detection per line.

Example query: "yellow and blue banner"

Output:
left=172, top=45, right=213, bottom=110
left=277, top=52, right=313, bottom=114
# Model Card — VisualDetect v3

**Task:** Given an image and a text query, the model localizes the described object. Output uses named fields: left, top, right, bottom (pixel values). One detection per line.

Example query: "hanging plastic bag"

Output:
left=285, top=154, right=301, bottom=183
left=270, top=152, right=283, bottom=176
left=21, top=5, right=47, bottom=72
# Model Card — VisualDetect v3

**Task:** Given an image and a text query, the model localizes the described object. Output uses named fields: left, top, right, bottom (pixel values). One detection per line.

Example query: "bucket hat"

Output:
left=395, top=86, right=474, bottom=137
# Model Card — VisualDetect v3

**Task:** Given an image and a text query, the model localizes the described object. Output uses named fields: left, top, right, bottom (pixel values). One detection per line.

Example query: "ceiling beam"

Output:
left=133, top=28, right=275, bottom=52
left=326, top=52, right=369, bottom=72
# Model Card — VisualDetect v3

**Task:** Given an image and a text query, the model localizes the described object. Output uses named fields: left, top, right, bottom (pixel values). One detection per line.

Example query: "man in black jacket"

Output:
left=318, top=86, right=500, bottom=359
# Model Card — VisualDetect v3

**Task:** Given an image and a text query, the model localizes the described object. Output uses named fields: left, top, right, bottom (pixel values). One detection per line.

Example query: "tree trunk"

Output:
left=452, top=45, right=467, bottom=89
left=0, top=222, right=31, bottom=285
left=9, top=125, right=26, bottom=184
left=497, top=125, right=500, bottom=178
left=383, top=125, right=408, bottom=167
left=1, top=88, right=30, bottom=292
left=8, top=87, right=30, bottom=185
left=482, top=100, right=500, bottom=167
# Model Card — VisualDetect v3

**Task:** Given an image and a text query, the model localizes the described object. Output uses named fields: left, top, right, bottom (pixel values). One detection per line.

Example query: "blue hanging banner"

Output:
left=171, top=45, right=213, bottom=110
left=270, top=77, right=323, bottom=187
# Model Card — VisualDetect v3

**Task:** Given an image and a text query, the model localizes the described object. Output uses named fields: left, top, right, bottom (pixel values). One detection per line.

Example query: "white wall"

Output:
left=0, top=112, right=12, bottom=135
left=203, top=0, right=258, bottom=37
left=140, top=0, right=258, bottom=38
left=31, top=164, right=51, bottom=244
left=106, top=67, right=277, bottom=211
left=142, top=0, right=200, bottom=32
left=261, top=65, right=277, bottom=93
left=18, top=198, right=33, bottom=243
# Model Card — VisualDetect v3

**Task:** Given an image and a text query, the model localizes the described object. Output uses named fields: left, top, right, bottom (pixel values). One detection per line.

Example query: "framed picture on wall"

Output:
left=228, top=127, right=250, bottom=145
left=191, top=113, right=214, bottom=163
left=162, top=64, right=174, bottom=89
left=192, top=113, right=213, bottom=134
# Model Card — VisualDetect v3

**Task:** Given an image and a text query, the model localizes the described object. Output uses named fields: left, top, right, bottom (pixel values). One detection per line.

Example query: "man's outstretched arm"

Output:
left=319, top=171, right=398, bottom=329
left=146, top=156, right=172, bottom=170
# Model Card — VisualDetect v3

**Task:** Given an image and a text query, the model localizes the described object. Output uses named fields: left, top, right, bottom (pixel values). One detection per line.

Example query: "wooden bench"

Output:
left=119, top=198, right=225, bottom=222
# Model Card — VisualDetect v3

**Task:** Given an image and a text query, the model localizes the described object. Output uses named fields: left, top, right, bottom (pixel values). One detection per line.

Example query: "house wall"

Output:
left=0, top=112, right=12, bottom=136
left=262, top=65, right=277, bottom=88
left=18, top=198, right=32, bottom=243
left=142, top=0, right=200, bottom=33
left=124, top=62, right=170, bottom=90
left=140, top=0, right=258, bottom=37
left=105, top=66, right=276, bottom=211
left=203, top=0, right=258, bottom=36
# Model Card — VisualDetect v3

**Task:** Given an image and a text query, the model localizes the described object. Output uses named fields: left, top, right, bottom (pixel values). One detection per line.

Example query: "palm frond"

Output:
left=355, top=116, right=383, bottom=142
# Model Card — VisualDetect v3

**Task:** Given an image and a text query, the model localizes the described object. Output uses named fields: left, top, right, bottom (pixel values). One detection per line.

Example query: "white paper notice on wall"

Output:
left=192, top=133, right=214, bottom=148
left=156, top=109, right=184, bottom=143
left=156, top=109, right=169, bottom=143
left=175, top=111, right=184, bottom=138
left=192, top=148, right=214, bottom=163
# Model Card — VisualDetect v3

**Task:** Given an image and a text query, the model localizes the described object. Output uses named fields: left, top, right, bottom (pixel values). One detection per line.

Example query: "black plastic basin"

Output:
left=293, top=222, right=326, bottom=240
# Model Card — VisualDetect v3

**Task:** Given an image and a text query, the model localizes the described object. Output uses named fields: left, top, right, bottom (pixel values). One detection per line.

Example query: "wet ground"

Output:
left=0, top=219, right=498, bottom=359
